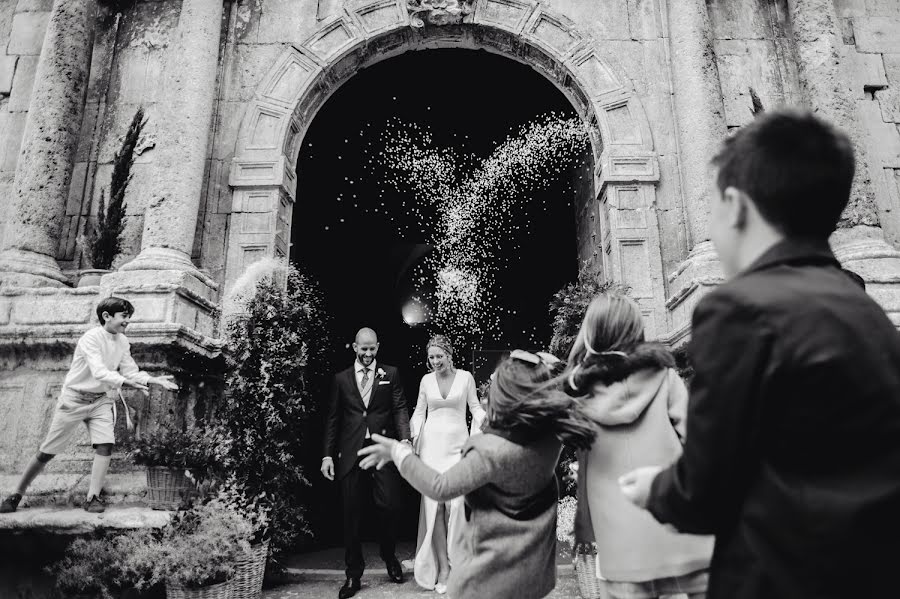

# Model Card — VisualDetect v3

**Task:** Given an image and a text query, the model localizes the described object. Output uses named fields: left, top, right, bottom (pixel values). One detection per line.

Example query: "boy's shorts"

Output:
left=38, top=390, right=115, bottom=455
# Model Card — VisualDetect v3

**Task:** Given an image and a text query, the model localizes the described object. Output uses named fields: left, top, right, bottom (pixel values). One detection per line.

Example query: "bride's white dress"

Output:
left=409, top=369, right=486, bottom=590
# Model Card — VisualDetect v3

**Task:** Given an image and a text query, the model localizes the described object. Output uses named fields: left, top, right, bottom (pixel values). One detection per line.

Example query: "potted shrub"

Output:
left=215, top=480, right=272, bottom=599
left=130, top=424, right=229, bottom=510
left=48, top=528, right=159, bottom=599
left=77, top=107, right=145, bottom=286
left=151, top=498, right=253, bottom=599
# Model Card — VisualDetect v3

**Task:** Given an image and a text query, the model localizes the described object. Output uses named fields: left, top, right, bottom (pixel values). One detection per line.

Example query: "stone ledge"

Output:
left=0, top=506, right=170, bottom=535
left=0, top=472, right=148, bottom=508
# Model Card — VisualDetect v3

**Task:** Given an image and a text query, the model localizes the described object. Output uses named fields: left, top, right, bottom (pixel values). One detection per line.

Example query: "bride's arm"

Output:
left=409, top=377, right=428, bottom=441
left=464, top=372, right=486, bottom=431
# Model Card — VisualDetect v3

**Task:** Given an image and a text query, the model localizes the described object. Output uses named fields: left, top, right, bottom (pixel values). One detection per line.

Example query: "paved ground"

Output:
left=264, top=542, right=584, bottom=598
left=262, top=571, right=582, bottom=599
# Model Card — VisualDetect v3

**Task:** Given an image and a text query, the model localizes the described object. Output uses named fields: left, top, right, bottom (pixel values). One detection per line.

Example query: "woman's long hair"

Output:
left=565, top=293, right=674, bottom=394
left=488, top=357, right=597, bottom=450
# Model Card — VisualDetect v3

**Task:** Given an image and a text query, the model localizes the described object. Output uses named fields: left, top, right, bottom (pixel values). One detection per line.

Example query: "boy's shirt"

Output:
left=647, top=239, right=900, bottom=598
left=62, top=326, right=151, bottom=394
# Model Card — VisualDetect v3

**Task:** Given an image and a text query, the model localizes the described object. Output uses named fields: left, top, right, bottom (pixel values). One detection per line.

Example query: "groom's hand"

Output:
left=321, top=457, right=335, bottom=481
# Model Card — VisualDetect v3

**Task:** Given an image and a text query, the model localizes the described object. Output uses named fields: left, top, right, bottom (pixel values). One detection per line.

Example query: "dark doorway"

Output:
left=294, top=48, right=583, bottom=548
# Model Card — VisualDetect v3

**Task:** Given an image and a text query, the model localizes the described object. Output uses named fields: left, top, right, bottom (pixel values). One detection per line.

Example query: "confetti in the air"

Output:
left=364, top=113, right=589, bottom=350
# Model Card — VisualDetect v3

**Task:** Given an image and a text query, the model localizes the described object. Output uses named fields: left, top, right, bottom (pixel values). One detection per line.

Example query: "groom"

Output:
left=322, top=327, right=412, bottom=599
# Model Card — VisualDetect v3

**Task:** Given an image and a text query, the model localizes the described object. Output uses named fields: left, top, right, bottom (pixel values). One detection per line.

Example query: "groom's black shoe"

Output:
left=338, top=577, right=361, bottom=599
left=386, top=557, right=404, bottom=583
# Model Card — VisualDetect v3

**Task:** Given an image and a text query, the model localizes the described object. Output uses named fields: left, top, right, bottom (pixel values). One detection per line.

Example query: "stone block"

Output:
left=0, top=110, right=26, bottom=171
left=258, top=0, right=320, bottom=45
left=0, top=1, right=15, bottom=53
left=0, top=55, right=16, bottom=95
left=10, top=296, right=94, bottom=324
left=641, top=92, right=677, bottom=155
left=707, top=0, right=773, bottom=40
left=835, top=0, right=866, bottom=17
left=15, top=0, right=53, bottom=12
left=222, top=43, right=288, bottom=103
left=65, top=162, right=88, bottom=216
left=627, top=0, right=661, bottom=40
left=885, top=53, right=900, bottom=85
left=879, top=87, right=900, bottom=123
left=859, top=100, right=900, bottom=167
left=865, top=0, right=900, bottom=17
left=110, top=47, right=150, bottom=104
left=854, top=17, right=900, bottom=54
left=715, top=39, right=785, bottom=128
left=7, top=53, right=35, bottom=111
left=212, top=101, right=246, bottom=160
left=655, top=153, right=689, bottom=279
left=6, top=10, right=48, bottom=55
left=842, top=47, right=889, bottom=98
left=565, top=0, right=629, bottom=41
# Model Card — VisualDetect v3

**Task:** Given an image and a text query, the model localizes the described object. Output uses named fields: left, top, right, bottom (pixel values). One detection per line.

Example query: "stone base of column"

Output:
left=663, top=241, right=725, bottom=346
left=118, top=247, right=218, bottom=290
left=0, top=248, right=70, bottom=288
left=831, top=225, right=900, bottom=327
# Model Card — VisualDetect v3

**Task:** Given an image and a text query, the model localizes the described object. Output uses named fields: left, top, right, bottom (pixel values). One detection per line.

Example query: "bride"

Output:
left=409, top=335, right=486, bottom=594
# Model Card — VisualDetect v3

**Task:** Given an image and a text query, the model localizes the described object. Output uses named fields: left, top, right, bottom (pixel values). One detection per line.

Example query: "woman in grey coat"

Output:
left=359, top=350, right=597, bottom=599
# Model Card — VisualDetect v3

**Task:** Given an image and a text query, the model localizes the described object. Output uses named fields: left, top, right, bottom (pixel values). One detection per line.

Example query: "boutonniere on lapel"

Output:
left=376, top=368, right=390, bottom=384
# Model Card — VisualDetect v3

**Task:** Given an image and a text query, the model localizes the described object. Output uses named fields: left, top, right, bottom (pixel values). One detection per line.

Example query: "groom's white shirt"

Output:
left=355, top=358, right=376, bottom=438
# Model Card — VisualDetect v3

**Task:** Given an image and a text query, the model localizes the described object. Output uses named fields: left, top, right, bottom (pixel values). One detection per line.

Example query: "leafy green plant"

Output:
left=129, top=423, right=232, bottom=481
left=150, top=498, right=253, bottom=589
left=49, top=528, right=159, bottom=599
left=79, top=107, right=146, bottom=270
left=548, top=263, right=626, bottom=359
left=223, top=264, right=331, bottom=566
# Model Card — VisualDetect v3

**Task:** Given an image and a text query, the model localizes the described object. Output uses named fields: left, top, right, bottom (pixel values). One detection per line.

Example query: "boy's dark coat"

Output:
left=648, top=239, right=900, bottom=599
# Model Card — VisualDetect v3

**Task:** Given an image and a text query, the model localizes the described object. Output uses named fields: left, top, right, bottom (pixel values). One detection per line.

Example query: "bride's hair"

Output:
left=488, top=356, right=596, bottom=449
left=426, top=335, right=454, bottom=371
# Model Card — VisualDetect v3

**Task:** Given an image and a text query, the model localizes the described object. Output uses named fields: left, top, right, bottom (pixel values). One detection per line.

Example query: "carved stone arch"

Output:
left=226, top=0, right=668, bottom=337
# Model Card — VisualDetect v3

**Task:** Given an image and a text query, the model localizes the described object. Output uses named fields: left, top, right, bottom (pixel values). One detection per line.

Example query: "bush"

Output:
left=150, top=498, right=253, bottom=589
left=49, top=528, right=159, bottom=599
left=223, top=264, right=331, bottom=566
left=548, top=263, right=626, bottom=359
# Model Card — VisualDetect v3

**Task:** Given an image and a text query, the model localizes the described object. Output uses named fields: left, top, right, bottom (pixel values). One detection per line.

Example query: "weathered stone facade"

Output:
left=2, top=0, right=900, bottom=493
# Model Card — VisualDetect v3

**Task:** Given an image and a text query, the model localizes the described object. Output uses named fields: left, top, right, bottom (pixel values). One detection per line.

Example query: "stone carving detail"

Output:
left=407, top=0, right=474, bottom=27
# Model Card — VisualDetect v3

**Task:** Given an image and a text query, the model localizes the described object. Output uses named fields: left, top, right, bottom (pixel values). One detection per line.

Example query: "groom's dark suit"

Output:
left=323, top=362, right=411, bottom=579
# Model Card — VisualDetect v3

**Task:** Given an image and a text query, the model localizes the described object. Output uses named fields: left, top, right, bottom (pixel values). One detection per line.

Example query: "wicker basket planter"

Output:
left=573, top=543, right=609, bottom=599
left=146, top=466, right=195, bottom=510
left=230, top=540, right=269, bottom=599
left=166, top=579, right=232, bottom=599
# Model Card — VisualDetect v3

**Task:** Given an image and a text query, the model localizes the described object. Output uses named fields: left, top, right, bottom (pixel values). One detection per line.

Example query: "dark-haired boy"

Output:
left=619, top=110, right=900, bottom=598
left=0, top=297, right=178, bottom=514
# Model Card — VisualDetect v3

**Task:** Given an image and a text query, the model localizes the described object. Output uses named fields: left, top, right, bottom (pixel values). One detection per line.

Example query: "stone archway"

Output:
left=227, top=0, right=669, bottom=337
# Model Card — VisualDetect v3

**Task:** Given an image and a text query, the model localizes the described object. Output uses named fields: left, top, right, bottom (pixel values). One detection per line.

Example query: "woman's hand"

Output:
left=357, top=434, right=397, bottom=470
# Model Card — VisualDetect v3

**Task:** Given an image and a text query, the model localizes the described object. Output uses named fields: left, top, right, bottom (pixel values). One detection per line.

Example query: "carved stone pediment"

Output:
left=407, top=0, right=474, bottom=27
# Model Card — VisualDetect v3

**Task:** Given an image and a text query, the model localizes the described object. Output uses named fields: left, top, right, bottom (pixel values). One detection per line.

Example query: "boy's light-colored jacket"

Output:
left=582, top=367, right=713, bottom=582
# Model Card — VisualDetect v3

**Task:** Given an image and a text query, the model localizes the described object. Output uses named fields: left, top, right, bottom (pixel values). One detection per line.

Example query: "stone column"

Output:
left=664, top=0, right=727, bottom=339
left=787, top=0, right=900, bottom=324
left=667, top=0, right=728, bottom=260
left=117, top=0, right=223, bottom=288
left=0, top=0, right=97, bottom=288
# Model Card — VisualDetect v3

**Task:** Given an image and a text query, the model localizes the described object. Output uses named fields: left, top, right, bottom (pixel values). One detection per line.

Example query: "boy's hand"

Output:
left=122, top=378, right=150, bottom=395
left=150, top=375, right=179, bottom=391
left=618, top=465, right=663, bottom=509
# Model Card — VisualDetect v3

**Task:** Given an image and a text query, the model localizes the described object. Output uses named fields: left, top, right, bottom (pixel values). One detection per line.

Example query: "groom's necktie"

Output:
left=360, top=367, right=370, bottom=390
